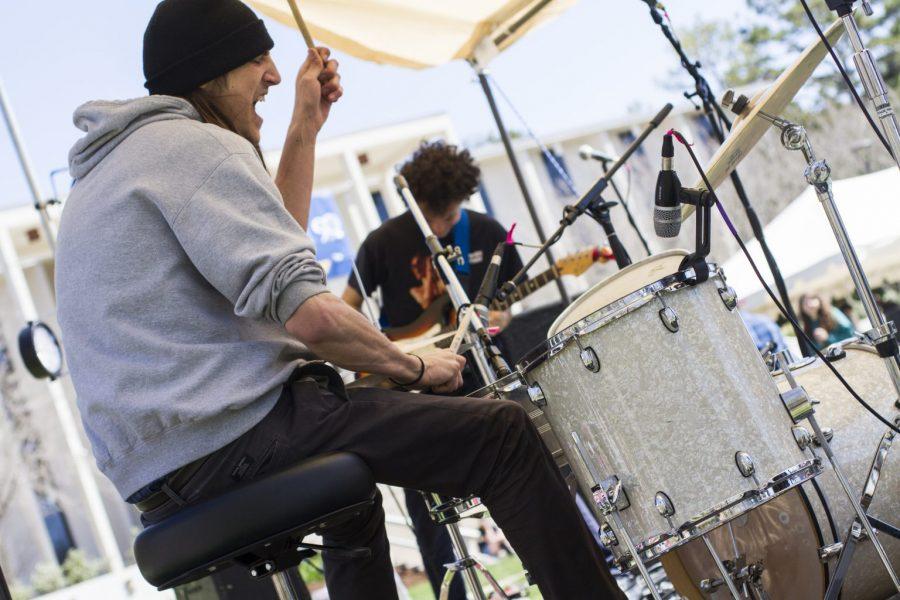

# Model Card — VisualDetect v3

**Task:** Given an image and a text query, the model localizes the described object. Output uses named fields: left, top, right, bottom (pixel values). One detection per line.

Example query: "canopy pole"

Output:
left=0, top=78, right=56, bottom=254
left=472, top=65, right=569, bottom=305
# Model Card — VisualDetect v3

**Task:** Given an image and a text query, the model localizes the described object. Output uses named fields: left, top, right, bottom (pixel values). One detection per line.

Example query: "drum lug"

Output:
left=658, top=306, right=679, bottom=332
left=598, top=522, right=619, bottom=549
left=526, top=382, right=546, bottom=408
left=574, top=335, right=601, bottom=372
left=791, top=426, right=814, bottom=450
left=780, top=387, right=815, bottom=424
left=735, top=451, right=762, bottom=487
left=654, top=491, right=676, bottom=529
left=717, top=285, right=738, bottom=311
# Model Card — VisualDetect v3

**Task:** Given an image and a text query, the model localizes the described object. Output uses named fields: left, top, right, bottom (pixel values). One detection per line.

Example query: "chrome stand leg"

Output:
left=701, top=536, right=743, bottom=600
left=444, top=521, right=502, bottom=600
left=808, top=414, right=900, bottom=592
left=726, top=523, right=751, bottom=599
left=272, top=571, right=299, bottom=600
left=609, top=511, right=663, bottom=600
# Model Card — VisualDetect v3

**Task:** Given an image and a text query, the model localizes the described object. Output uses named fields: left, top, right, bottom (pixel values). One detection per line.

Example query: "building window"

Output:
left=371, top=191, right=390, bottom=222
left=38, top=496, right=75, bottom=564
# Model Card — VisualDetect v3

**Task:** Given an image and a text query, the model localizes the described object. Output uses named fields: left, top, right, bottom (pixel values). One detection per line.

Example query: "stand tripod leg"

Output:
left=446, top=522, right=489, bottom=600
left=824, top=520, right=863, bottom=600
left=701, top=536, right=743, bottom=600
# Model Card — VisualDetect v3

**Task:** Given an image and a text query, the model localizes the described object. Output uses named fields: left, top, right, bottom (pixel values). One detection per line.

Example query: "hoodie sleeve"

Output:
left=168, top=150, right=328, bottom=325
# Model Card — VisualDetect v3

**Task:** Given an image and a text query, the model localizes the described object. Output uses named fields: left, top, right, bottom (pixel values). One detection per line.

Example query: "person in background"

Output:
left=739, top=309, right=788, bottom=355
left=799, top=293, right=856, bottom=350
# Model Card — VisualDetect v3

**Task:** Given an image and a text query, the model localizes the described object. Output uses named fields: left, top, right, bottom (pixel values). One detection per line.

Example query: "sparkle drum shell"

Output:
left=664, top=342, right=900, bottom=599
left=776, top=344, right=900, bottom=599
left=518, top=252, right=810, bottom=555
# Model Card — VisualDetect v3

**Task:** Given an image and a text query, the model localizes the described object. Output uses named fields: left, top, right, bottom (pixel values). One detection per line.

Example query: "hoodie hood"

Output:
left=68, top=96, right=200, bottom=180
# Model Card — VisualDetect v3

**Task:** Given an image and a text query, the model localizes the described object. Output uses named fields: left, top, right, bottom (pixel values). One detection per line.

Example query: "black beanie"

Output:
left=143, top=0, right=274, bottom=96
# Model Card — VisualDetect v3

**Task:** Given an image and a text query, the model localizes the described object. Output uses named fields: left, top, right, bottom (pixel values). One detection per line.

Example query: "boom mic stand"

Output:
left=638, top=0, right=812, bottom=354
left=496, top=103, right=673, bottom=304
left=585, top=201, right=632, bottom=268
left=394, top=174, right=511, bottom=600
left=823, top=0, right=900, bottom=170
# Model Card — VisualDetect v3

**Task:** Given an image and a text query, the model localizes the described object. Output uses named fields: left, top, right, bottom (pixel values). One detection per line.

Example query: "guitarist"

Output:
left=341, top=140, right=523, bottom=600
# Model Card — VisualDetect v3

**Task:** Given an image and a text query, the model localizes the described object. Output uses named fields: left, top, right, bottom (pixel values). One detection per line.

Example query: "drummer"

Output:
left=54, top=1, right=623, bottom=598
left=341, top=140, right=524, bottom=599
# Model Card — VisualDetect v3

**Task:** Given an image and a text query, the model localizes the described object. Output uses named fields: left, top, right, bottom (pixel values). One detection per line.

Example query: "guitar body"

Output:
left=382, top=246, right=611, bottom=344
left=383, top=295, right=454, bottom=341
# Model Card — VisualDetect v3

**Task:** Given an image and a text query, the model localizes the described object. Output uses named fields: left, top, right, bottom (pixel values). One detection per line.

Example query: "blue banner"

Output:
left=307, top=193, right=354, bottom=279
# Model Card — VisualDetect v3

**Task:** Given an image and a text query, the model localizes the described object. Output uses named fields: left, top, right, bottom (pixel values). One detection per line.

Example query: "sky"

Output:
left=0, top=0, right=751, bottom=209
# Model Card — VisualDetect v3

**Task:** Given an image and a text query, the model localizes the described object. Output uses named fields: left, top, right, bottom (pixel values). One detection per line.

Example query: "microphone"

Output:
left=578, top=144, right=618, bottom=163
left=474, top=241, right=506, bottom=308
left=654, top=133, right=683, bottom=238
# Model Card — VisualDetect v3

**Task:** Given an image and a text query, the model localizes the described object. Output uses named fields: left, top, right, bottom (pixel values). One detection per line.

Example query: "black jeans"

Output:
left=141, top=367, right=625, bottom=600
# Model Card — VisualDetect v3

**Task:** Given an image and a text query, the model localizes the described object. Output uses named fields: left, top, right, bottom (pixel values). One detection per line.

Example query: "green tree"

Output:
left=669, top=0, right=899, bottom=104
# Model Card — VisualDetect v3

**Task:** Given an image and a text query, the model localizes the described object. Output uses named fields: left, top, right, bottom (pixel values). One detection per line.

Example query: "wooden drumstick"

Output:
left=286, top=0, right=315, bottom=49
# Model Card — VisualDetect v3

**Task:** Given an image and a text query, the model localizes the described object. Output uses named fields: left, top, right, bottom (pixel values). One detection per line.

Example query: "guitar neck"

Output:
left=491, top=266, right=559, bottom=311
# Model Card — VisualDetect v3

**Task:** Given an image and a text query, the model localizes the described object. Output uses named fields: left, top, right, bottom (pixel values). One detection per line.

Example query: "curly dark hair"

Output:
left=400, top=141, right=480, bottom=214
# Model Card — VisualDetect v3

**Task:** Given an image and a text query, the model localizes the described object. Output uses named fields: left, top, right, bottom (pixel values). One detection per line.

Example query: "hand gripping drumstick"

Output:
left=285, top=0, right=315, bottom=49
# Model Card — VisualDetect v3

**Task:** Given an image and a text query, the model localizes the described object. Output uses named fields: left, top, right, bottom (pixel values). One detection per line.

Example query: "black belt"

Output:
left=134, top=455, right=209, bottom=513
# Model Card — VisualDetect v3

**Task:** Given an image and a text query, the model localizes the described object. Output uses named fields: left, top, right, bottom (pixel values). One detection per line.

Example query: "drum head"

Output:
left=548, top=250, right=688, bottom=336
left=661, top=488, right=825, bottom=599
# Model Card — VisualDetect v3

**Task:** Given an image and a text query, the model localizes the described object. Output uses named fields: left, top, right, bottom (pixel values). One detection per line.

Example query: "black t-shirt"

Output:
left=349, top=209, right=524, bottom=328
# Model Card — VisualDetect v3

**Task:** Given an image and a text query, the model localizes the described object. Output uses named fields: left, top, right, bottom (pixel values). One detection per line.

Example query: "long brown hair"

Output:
left=176, top=77, right=266, bottom=166
left=798, top=293, right=836, bottom=334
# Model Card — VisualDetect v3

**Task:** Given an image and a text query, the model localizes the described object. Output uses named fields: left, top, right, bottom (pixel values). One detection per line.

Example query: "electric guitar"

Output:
left=383, top=245, right=611, bottom=342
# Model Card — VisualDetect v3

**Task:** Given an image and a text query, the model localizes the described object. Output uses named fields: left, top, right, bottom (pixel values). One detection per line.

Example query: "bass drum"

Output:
left=662, top=342, right=900, bottom=599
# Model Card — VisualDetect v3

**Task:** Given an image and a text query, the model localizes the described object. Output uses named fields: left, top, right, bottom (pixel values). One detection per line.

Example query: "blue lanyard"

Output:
left=451, top=209, right=470, bottom=276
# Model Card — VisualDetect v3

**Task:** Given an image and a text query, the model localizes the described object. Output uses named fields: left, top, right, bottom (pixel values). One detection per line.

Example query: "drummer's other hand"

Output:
left=418, top=350, right=466, bottom=393
left=293, top=46, right=341, bottom=137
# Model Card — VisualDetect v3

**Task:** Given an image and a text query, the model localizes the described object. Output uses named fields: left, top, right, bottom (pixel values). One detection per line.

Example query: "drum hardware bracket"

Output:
left=700, top=558, right=765, bottom=597
left=574, top=334, right=601, bottom=372
left=819, top=542, right=844, bottom=561
left=777, top=349, right=900, bottom=595
left=439, top=555, right=508, bottom=600
left=525, top=382, right=546, bottom=408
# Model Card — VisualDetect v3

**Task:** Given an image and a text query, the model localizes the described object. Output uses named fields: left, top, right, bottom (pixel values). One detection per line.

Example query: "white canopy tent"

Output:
left=723, top=167, right=900, bottom=310
left=247, top=0, right=577, bottom=68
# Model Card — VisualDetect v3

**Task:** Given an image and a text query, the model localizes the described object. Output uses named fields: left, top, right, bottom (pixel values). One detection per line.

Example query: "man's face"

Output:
left=422, top=202, right=463, bottom=238
left=205, top=52, right=282, bottom=145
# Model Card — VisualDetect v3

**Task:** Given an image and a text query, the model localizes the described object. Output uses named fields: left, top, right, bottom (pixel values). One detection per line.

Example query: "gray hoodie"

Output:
left=56, top=96, right=328, bottom=499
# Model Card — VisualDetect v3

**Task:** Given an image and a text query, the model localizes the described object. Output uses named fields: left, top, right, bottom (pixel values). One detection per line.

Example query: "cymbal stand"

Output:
left=825, top=1, right=900, bottom=170
left=733, top=102, right=900, bottom=399
left=394, top=174, right=510, bottom=600
left=777, top=350, right=900, bottom=594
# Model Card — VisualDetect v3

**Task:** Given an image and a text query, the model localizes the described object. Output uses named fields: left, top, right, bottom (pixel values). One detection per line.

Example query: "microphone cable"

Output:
left=798, top=0, right=894, bottom=160
left=668, top=129, right=900, bottom=436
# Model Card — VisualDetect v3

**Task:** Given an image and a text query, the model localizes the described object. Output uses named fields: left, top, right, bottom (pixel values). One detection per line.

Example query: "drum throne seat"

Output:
left=134, top=453, right=376, bottom=600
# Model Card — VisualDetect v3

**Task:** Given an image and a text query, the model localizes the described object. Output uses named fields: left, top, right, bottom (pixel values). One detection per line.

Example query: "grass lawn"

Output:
left=407, top=554, right=542, bottom=599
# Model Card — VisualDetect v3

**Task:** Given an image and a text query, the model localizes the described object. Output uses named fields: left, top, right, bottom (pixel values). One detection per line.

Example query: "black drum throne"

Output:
left=134, top=453, right=376, bottom=600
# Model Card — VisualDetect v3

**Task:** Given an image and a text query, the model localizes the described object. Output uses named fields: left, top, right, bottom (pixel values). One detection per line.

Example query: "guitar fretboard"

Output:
left=491, top=266, right=559, bottom=311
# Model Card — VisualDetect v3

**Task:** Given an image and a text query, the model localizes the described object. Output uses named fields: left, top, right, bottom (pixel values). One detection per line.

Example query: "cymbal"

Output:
left=682, top=18, right=845, bottom=219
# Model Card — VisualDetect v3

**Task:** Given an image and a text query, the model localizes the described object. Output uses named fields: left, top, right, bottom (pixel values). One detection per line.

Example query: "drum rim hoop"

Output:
left=516, top=263, right=720, bottom=374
